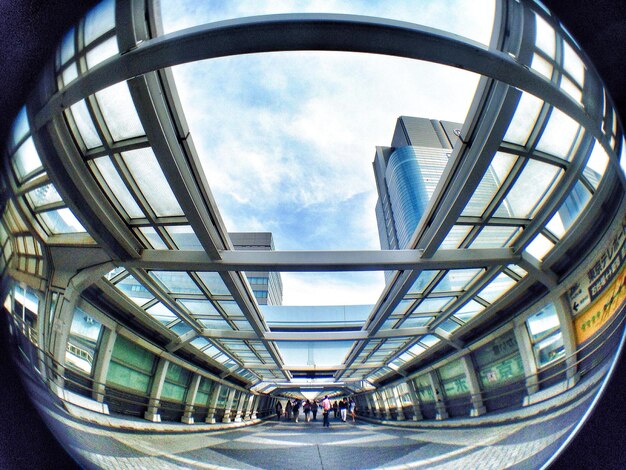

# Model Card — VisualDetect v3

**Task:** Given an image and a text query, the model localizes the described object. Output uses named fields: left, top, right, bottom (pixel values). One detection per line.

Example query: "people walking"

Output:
left=339, top=398, right=347, bottom=422
left=349, top=398, right=356, bottom=422
left=332, top=400, right=338, bottom=419
left=304, top=399, right=311, bottom=422
left=276, top=401, right=283, bottom=421
left=285, top=400, right=292, bottom=421
left=293, top=399, right=300, bottom=422
left=312, top=399, right=318, bottom=421
left=322, top=395, right=331, bottom=428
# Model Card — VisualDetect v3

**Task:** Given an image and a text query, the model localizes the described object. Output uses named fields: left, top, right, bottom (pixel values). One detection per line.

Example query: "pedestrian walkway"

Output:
left=31, top=376, right=598, bottom=470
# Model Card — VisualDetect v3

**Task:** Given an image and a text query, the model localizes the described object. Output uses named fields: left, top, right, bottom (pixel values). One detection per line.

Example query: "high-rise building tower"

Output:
left=230, top=232, right=284, bottom=305
left=373, top=116, right=461, bottom=250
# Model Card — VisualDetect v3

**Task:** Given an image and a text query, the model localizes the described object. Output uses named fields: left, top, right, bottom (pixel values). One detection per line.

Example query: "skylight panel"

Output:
left=534, top=12, right=555, bottom=58
left=582, top=139, right=609, bottom=189
left=165, top=225, right=202, bottom=250
left=530, top=53, right=553, bottom=80
left=407, top=270, right=437, bottom=295
left=503, top=92, right=544, bottom=146
left=114, top=274, right=154, bottom=306
left=453, top=300, right=485, bottom=323
left=39, top=208, right=86, bottom=234
left=9, top=107, right=29, bottom=152
left=86, top=36, right=119, bottom=69
left=178, top=299, right=220, bottom=316
left=476, top=272, right=516, bottom=304
left=92, top=157, right=144, bottom=219
left=525, top=233, right=555, bottom=260
left=59, top=27, right=75, bottom=67
left=145, top=302, right=177, bottom=325
left=196, top=272, right=230, bottom=296
left=462, top=152, right=517, bottom=217
left=69, top=100, right=102, bottom=149
left=26, top=184, right=63, bottom=209
left=562, top=41, right=585, bottom=86
left=13, top=137, right=43, bottom=182
left=139, top=227, right=168, bottom=249
left=411, top=297, right=455, bottom=314
left=420, top=335, right=441, bottom=348
left=150, top=271, right=201, bottom=294
left=96, top=81, right=145, bottom=141
left=469, top=226, right=520, bottom=249
left=535, top=107, right=580, bottom=159
left=545, top=180, right=592, bottom=239
left=440, top=225, right=472, bottom=249
left=431, top=268, right=483, bottom=293
left=83, top=0, right=115, bottom=46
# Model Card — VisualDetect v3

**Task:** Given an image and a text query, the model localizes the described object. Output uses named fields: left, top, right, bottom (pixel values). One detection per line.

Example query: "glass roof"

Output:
left=4, top=0, right=622, bottom=394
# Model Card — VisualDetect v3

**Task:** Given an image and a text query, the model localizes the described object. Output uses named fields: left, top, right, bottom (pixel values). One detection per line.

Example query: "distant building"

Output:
left=230, top=232, right=283, bottom=305
left=373, top=116, right=461, bottom=250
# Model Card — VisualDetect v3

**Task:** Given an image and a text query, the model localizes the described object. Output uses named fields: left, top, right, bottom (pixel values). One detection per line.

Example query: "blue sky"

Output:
left=160, top=1, right=495, bottom=305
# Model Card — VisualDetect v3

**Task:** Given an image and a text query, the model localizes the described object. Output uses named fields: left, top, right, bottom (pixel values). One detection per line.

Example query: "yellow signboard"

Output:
left=574, top=265, right=626, bottom=344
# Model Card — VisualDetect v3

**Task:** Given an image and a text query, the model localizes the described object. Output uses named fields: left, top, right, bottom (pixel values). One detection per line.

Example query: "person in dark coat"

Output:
left=293, top=399, right=301, bottom=422
left=332, top=400, right=338, bottom=418
left=276, top=401, right=283, bottom=421
left=312, top=399, right=318, bottom=421
left=285, top=400, right=293, bottom=421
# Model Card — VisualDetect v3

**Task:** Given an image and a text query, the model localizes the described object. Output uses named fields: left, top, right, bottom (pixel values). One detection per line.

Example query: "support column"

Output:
left=377, top=390, right=391, bottom=420
left=181, top=374, right=202, bottom=424
left=243, top=393, right=255, bottom=420
left=428, top=371, right=448, bottom=420
left=234, top=391, right=246, bottom=422
left=557, top=296, right=580, bottom=388
left=368, top=394, right=380, bottom=417
left=205, top=383, right=222, bottom=423
left=144, top=358, right=169, bottom=422
left=514, top=322, right=539, bottom=395
left=250, top=394, right=260, bottom=419
left=406, top=380, right=423, bottom=421
left=461, top=355, right=486, bottom=417
left=91, top=327, right=117, bottom=403
left=392, top=386, right=406, bottom=420
left=221, top=387, right=236, bottom=423
left=35, top=290, right=48, bottom=380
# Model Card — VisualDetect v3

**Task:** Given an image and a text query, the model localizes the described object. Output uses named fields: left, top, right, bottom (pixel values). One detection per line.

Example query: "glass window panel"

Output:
left=145, top=302, right=177, bottom=325
left=525, top=233, right=555, bottom=260
left=26, top=184, right=63, bottom=208
left=415, top=374, right=434, bottom=402
left=432, top=268, right=483, bottom=293
left=190, top=337, right=210, bottom=350
left=96, top=81, right=145, bottom=141
left=494, top=159, right=562, bottom=218
left=469, top=226, right=520, bottom=249
left=61, top=63, right=79, bottom=87
left=218, top=300, right=243, bottom=316
left=420, top=335, right=440, bottom=348
left=197, top=272, right=230, bottom=296
left=463, top=153, right=517, bottom=217
left=401, top=316, right=433, bottom=328
left=170, top=321, right=192, bottom=336
left=122, top=148, right=183, bottom=217
left=530, top=53, right=553, bottom=80
left=178, top=299, right=219, bottom=316
left=526, top=303, right=559, bottom=342
left=110, top=334, right=155, bottom=372
left=69, top=100, right=102, bottom=149
left=477, top=272, right=516, bottom=304
left=65, top=308, right=102, bottom=375
left=39, top=208, right=86, bottom=234
left=503, top=92, right=544, bottom=146
left=13, top=137, right=43, bottom=181
left=562, top=41, right=585, bottom=86
left=391, top=299, right=414, bottom=316
left=9, top=107, right=30, bottom=151
left=199, top=318, right=231, bottom=329
left=507, top=264, right=527, bottom=278
left=533, top=331, right=565, bottom=367
left=411, top=297, right=454, bottom=314
left=86, top=36, right=118, bottom=69
left=59, top=27, right=75, bottom=66
left=114, top=274, right=153, bottom=306
left=139, top=227, right=168, bottom=249
left=84, top=0, right=115, bottom=45
left=534, top=13, right=555, bottom=58
left=560, top=76, right=582, bottom=104
left=583, top=139, right=609, bottom=189
left=453, top=300, right=485, bottom=323
left=437, top=319, right=461, bottom=334
left=106, top=361, right=151, bottom=393
left=546, top=180, right=592, bottom=238
left=167, top=225, right=202, bottom=250
left=407, top=270, right=437, bottom=295
left=93, top=157, right=144, bottom=218
left=440, top=225, right=471, bottom=249
left=150, top=271, right=201, bottom=294
left=620, top=137, right=626, bottom=177
left=535, top=107, right=580, bottom=159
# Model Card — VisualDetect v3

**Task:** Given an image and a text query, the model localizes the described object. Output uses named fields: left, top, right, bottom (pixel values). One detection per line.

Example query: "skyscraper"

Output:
left=373, top=116, right=461, bottom=250
left=230, top=232, right=284, bottom=305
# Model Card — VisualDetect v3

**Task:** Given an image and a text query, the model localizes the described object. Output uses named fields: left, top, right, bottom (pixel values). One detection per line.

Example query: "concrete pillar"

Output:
left=205, top=383, right=222, bottom=423
left=368, top=394, right=380, bottom=417
left=234, top=391, right=247, bottom=422
left=460, top=355, right=486, bottom=417
left=514, top=322, right=539, bottom=395
left=377, top=390, right=392, bottom=419
left=557, top=296, right=580, bottom=388
left=181, top=374, right=202, bottom=424
left=144, top=358, right=169, bottom=422
left=91, top=328, right=117, bottom=403
left=406, top=380, right=423, bottom=421
left=250, top=395, right=260, bottom=419
left=392, top=386, right=406, bottom=420
left=243, top=393, right=255, bottom=420
left=221, top=387, right=236, bottom=423
left=428, top=371, right=448, bottom=420
left=35, top=290, right=48, bottom=380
